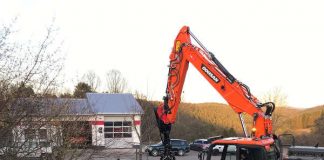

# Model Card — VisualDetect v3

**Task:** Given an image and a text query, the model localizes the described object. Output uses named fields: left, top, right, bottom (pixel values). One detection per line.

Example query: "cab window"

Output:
left=208, top=144, right=272, bottom=160
left=266, top=145, right=278, bottom=160
left=238, top=146, right=265, bottom=160
left=208, top=144, right=236, bottom=160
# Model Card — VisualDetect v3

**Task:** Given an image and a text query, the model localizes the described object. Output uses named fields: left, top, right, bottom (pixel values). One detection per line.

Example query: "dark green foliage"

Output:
left=73, top=82, right=93, bottom=98
left=13, top=82, right=35, bottom=98
left=137, top=99, right=160, bottom=143
left=59, top=92, right=73, bottom=98
left=225, top=128, right=236, bottom=137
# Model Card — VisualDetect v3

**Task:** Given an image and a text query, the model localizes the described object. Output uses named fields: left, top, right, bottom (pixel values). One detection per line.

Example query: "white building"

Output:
left=86, top=93, right=143, bottom=148
left=7, top=93, right=144, bottom=151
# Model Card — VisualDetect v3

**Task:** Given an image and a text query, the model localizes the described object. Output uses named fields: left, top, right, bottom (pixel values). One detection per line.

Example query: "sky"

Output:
left=1, top=0, right=324, bottom=108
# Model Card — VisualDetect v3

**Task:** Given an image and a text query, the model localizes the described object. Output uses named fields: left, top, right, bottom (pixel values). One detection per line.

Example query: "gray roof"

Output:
left=86, top=93, right=143, bottom=115
left=15, top=98, right=91, bottom=115
left=55, top=99, right=91, bottom=114
left=15, top=93, right=143, bottom=115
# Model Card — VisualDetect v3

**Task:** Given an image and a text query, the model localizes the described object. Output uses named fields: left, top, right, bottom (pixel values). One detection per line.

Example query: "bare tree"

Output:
left=261, top=87, right=288, bottom=133
left=0, top=19, right=66, bottom=159
left=105, top=69, right=128, bottom=93
left=261, top=87, right=287, bottom=107
left=132, top=91, right=163, bottom=160
left=82, top=70, right=101, bottom=91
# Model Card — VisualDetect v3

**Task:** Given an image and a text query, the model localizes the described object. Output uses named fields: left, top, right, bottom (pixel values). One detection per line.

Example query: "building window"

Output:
left=25, top=129, right=37, bottom=141
left=104, top=121, right=132, bottom=138
left=24, top=129, right=38, bottom=148
left=24, top=129, right=49, bottom=148
left=38, top=129, right=50, bottom=147
left=39, top=129, right=47, bottom=140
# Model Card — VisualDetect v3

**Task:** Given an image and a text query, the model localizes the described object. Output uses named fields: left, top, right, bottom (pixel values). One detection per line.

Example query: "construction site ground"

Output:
left=63, top=149, right=218, bottom=160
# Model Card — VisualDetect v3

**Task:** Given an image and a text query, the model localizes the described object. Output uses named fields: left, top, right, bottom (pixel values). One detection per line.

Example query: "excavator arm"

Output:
left=154, top=26, right=275, bottom=160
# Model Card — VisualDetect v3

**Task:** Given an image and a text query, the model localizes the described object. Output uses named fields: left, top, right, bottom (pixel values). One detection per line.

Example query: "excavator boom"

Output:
left=154, top=26, right=277, bottom=160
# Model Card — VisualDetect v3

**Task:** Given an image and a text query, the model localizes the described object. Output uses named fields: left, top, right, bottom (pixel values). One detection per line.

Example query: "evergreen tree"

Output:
left=73, top=82, right=92, bottom=98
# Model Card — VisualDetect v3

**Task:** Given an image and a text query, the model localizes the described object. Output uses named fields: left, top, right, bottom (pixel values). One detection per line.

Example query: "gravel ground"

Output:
left=64, top=149, right=221, bottom=160
left=142, top=150, right=203, bottom=160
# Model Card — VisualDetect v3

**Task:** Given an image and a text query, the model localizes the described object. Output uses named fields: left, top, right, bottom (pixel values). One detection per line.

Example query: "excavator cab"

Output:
left=199, top=137, right=280, bottom=160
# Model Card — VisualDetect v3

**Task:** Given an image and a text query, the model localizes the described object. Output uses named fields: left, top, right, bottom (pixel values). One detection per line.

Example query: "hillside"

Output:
left=179, top=102, right=251, bottom=134
left=139, top=99, right=324, bottom=145
left=279, top=105, right=324, bottom=134
left=178, top=103, right=324, bottom=136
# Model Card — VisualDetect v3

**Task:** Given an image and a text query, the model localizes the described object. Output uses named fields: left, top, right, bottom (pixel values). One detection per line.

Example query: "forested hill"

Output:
left=139, top=99, right=324, bottom=145
left=179, top=103, right=324, bottom=135
left=279, top=105, right=324, bottom=134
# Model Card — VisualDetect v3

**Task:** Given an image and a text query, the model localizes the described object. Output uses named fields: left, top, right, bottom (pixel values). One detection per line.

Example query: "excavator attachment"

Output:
left=154, top=106, right=174, bottom=160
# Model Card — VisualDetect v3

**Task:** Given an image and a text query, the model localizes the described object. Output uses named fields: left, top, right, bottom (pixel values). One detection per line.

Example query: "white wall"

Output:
left=132, top=115, right=141, bottom=144
left=9, top=114, right=142, bottom=150
left=90, top=115, right=105, bottom=146
left=10, top=125, right=58, bottom=157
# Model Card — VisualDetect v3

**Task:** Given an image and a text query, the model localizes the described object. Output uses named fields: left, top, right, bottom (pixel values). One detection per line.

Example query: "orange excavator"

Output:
left=154, top=26, right=280, bottom=160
